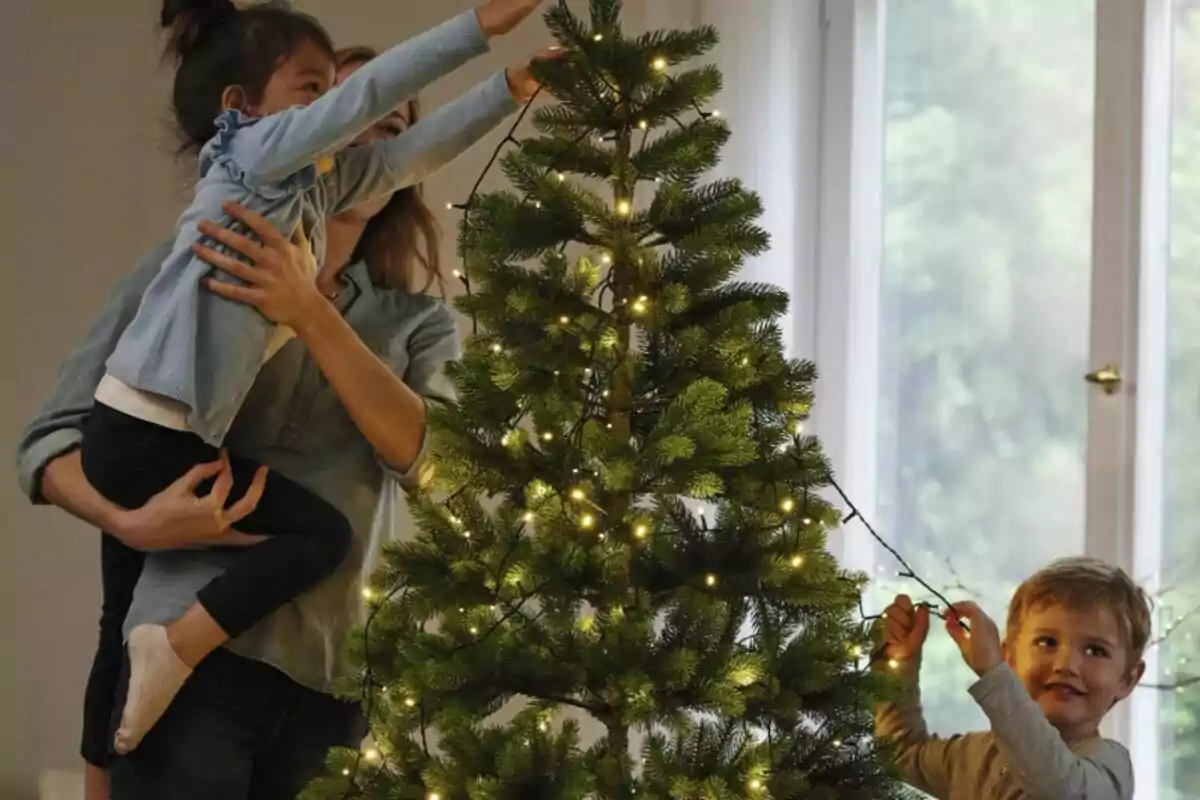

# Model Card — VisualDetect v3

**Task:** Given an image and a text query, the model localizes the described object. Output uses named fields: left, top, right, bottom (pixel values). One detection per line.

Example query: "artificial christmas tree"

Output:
left=306, top=1, right=907, bottom=797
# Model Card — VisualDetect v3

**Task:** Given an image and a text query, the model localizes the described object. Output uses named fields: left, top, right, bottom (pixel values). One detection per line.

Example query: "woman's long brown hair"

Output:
left=337, top=46, right=444, bottom=294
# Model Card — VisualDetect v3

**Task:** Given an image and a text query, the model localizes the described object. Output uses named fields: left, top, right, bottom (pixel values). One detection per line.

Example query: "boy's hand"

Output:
left=945, top=601, right=1004, bottom=677
left=882, top=594, right=930, bottom=662
left=505, top=46, right=566, bottom=104
left=476, top=0, right=545, bottom=39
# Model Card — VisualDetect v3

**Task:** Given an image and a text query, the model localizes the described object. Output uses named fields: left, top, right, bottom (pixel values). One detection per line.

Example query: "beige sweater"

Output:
left=874, top=657, right=1133, bottom=799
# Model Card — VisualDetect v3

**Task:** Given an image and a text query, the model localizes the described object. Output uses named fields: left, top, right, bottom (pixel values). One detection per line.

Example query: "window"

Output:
left=875, top=0, right=1097, bottom=734
left=1158, top=1, right=1200, bottom=794
left=809, top=0, right=1198, bottom=792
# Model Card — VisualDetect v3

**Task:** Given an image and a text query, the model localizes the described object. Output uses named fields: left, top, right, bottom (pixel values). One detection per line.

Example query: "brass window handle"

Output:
left=1085, top=364, right=1123, bottom=395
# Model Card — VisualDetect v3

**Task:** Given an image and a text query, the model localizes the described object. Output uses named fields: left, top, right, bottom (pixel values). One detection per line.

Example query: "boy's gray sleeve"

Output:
left=873, top=655, right=965, bottom=797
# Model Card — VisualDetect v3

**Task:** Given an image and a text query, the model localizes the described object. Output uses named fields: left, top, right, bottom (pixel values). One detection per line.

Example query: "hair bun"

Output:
left=161, top=0, right=236, bottom=56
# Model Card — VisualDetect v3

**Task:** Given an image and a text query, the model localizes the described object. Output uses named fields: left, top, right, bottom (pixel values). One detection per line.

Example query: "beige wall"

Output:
left=0, top=1, right=692, bottom=796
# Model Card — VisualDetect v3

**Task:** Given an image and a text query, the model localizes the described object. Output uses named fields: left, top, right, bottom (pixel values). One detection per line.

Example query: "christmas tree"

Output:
left=307, top=1, right=907, bottom=797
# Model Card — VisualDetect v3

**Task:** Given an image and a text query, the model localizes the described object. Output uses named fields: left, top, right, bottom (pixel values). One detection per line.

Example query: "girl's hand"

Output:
left=882, top=593, right=930, bottom=662
left=194, top=201, right=325, bottom=328
left=506, top=46, right=566, bottom=104
left=945, top=601, right=1004, bottom=677
left=476, top=0, right=545, bottom=39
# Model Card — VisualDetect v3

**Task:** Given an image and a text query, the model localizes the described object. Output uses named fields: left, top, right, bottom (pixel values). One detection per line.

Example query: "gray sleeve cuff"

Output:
left=967, top=660, right=1019, bottom=702
left=17, top=428, right=83, bottom=504
left=378, top=399, right=434, bottom=490
left=379, top=433, right=431, bottom=490
left=457, top=7, right=490, bottom=55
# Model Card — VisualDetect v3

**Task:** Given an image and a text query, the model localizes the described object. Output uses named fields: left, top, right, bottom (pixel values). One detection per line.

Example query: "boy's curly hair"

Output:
left=1007, top=556, right=1152, bottom=668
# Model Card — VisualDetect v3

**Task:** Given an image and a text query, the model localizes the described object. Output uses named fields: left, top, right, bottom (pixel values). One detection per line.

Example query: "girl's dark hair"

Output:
left=161, top=0, right=336, bottom=152
left=337, top=47, right=444, bottom=295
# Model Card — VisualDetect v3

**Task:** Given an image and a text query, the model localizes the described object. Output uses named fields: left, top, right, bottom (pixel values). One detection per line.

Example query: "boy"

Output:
left=875, top=556, right=1151, bottom=799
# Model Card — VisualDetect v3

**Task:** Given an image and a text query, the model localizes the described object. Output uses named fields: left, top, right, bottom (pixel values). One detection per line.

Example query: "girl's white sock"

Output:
left=113, top=624, right=193, bottom=755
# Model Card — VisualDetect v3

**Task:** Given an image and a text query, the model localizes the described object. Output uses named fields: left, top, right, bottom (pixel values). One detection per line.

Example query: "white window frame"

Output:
left=814, top=0, right=1175, bottom=790
left=811, top=0, right=885, bottom=578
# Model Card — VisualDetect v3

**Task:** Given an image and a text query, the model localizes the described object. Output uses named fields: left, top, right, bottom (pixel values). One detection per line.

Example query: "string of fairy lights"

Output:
left=335, top=7, right=957, bottom=798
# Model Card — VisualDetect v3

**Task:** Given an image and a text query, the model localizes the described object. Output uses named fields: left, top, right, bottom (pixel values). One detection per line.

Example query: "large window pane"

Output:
left=878, top=0, right=1095, bottom=735
left=1159, top=2, right=1200, bottom=796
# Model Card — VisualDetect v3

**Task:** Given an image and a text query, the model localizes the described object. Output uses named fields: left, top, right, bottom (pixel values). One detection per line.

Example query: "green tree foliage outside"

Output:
left=304, top=1, right=912, bottom=797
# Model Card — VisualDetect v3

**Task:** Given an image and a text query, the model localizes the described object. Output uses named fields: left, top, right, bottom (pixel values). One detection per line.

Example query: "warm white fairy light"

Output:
left=491, top=343, right=502, bottom=354
left=638, top=119, right=648, bottom=130
left=470, top=626, right=479, bottom=635
left=428, top=794, right=442, bottom=800
left=705, top=574, right=717, bottom=587
left=794, top=420, right=805, bottom=435
left=364, top=748, right=380, bottom=763
left=523, top=511, right=535, bottom=523
left=780, top=498, right=795, bottom=513
left=635, top=524, right=648, bottom=539
left=542, top=431, right=554, bottom=442
left=445, top=202, right=453, bottom=210
left=790, top=555, right=804, bottom=568
left=581, top=514, right=595, bottom=529
left=741, top=356, right=750, bottom=366
left=342, top=768, right=351, bottom=776
left=888, top=658, right=900, bottom=670
left=749, top=779, right=763, bottom=791
left=570, top=488, right=586, bottom=501
left=452, top=269, right=463, bottom=279
left=362, top=587, right=374, bottom=600
left=560, top=316, right=570, bottom=324
left=711, top=109, right=721, bottom=117
left=615, top=199, right=632, bottom=217
left=601, top=253, right=612, bottom=265
left=652, top=56, right=668, bottom=71
left=556, top=172, right=566, bottom=181
left=593, top=33, right=603, bottom=41
left=632, top=299, right=647, bottom=314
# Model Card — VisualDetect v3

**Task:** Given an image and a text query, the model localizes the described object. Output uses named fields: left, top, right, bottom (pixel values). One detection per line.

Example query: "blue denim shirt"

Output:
left=17, top=244, right=461, bottom=692
left=106, top=9, right=511, bottom=445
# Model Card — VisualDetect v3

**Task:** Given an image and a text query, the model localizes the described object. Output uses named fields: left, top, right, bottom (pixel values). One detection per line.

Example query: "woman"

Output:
left=16, top=43, right=543, bottom=800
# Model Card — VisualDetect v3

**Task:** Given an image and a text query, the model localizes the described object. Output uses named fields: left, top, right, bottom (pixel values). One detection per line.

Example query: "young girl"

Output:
left=81, top=0, right=546, bottom=757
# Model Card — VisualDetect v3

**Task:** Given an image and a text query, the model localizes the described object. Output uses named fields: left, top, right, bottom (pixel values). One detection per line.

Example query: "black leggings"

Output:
left=78, top=402, right=352, bottom=766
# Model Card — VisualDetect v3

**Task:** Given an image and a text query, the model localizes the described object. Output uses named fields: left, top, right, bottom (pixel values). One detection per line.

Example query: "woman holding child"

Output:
left=16, top=0, right=553, bottom=797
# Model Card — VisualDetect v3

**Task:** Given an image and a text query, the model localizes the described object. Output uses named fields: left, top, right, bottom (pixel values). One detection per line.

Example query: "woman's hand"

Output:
left=476, top=0, right=545, bottom=39
left=118, top=450, right=267, bottom=551
left=193, top=201, right=325, bottom=328
left=506, top=46, right=566, bottom=104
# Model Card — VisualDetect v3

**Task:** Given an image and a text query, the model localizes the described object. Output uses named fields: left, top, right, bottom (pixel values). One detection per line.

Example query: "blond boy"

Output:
left=875, top=556, right=1152, bottom=799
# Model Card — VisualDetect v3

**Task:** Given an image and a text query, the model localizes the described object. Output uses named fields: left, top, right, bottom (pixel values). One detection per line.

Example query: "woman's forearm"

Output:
left=295, top=299, right=427, bottom=472
left=41, top=449, right=131, bottom=534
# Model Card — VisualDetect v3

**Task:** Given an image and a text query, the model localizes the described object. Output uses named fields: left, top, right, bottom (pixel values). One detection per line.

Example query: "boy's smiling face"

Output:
left=1004, top=602, right=1144, bottom=742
